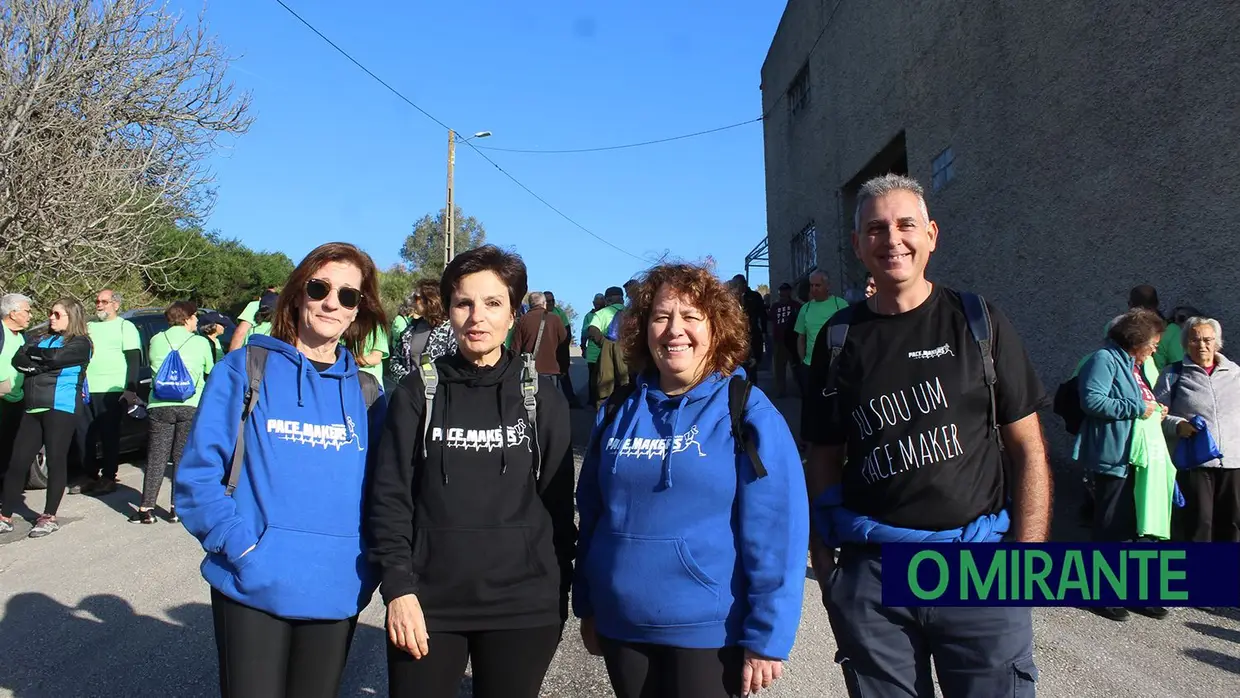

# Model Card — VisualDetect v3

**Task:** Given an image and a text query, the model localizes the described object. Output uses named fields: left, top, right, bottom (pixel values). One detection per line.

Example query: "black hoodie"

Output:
left=365, top=349, right=577, bottom=631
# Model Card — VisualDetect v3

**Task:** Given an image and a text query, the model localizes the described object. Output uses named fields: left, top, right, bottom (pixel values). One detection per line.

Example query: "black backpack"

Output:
left=819, top=291, right=1002, bottom=448
left=224, top=345, right=382, bottom=496
left=590, top=374, right=768, bottom=479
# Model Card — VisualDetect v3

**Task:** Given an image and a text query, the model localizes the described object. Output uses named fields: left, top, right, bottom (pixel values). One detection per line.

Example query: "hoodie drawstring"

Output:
left=440, top=384, right=451, bottom=485
left=497, top=385, right=509, bottom=475
left=296, top=353, right=308, bottom=407
left=662, top=399, right=689, bottom=489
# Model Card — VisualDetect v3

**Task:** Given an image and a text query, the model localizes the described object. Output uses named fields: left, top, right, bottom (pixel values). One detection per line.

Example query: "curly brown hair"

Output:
left=620, top=263, right=750, bottom=384
left=414, top=278, right=446, bottom=327
left=1108, top=308, right=1167, bottom=352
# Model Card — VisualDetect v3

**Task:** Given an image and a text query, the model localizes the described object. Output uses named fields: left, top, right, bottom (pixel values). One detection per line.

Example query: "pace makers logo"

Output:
left=265, top=417, right=362, bottom=451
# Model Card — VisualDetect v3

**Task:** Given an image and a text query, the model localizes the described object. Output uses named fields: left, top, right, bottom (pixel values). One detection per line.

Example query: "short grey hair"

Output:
left=854, top=173, right=931, bottom=231
left=808, top=269, right=828, bottom=283
left=1, top=293, right=32, bottom=316
left=101, top=289, right=123, bottom=306
left=527, top=291, right=546, bottom=308
left=1183, top=316, right=1224, bottom=350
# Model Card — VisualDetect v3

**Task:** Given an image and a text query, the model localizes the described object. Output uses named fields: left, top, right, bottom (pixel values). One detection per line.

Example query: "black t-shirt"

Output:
left=803, top=286, right=1047, bottom=530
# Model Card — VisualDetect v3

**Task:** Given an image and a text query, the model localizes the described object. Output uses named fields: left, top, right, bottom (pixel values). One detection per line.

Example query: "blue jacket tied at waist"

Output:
left=812, top=485, right=1010, bottom=545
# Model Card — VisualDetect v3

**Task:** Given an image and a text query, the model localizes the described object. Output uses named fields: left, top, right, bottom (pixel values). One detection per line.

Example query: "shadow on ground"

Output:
left=0, top=593, right=480, bottom=697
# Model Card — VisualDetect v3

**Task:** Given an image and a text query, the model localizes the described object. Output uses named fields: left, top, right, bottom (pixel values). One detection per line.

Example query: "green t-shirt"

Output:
left=392, top=315, right=410, bottom=344
left=551, top=307, right=571, bottom=341
left=794, top=296, right=850, bottom=365
left=86, top=317, right=141, bottom=393
left=1153, top=322, right=1184, bottom=372
left=1, top=326, right=25, bottom=403
left=352, top=326, right=389, bottom=382
left=581, top=310, right=599, bottom=363
left=243, top=321, right=273, bottom=346
left=148, top=326, right=216, bottom=409
left=590, top=304, right=624, bottom=342
left=238, top=300, right=260, bottom=325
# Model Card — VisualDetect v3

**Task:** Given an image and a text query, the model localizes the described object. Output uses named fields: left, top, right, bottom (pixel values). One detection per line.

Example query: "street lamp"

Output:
left=445, top=129, right=492, bottom=270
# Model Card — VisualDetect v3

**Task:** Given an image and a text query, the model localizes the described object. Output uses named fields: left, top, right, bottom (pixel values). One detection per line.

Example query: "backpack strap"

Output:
left=533, top=312, right=548, bottom=357
left=822, top=304, right=856, bottom=397
left=519, top=352, right=542, bottom=479
left=959, top=291, right=1000, bottom=443
left=728, top=375, right=767, bottom=479
left=226, top=345, right=268, bottom=497
left=358, top=371, right=381, bottom=408
left=591, top=382, right=639, bottom=456
left=419, top=354, right=439, bottom=459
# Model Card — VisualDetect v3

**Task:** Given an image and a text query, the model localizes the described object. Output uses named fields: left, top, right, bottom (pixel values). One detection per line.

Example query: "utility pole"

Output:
left=444, top=129, right=456, bottom=271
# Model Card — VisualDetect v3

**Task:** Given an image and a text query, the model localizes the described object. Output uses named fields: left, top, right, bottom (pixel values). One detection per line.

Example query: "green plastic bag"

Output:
left=1128, top=412, right=1176, bottom=540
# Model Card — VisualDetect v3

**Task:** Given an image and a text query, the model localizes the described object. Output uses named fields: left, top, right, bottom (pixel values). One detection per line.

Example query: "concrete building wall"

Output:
left=760, top=0, right=1240, bottom=401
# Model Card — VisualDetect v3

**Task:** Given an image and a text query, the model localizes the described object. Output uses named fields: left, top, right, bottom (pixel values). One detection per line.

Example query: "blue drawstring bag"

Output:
left=152, top=334, right=196, bottom=402
left=1172, top=415, right=1223, bottom=469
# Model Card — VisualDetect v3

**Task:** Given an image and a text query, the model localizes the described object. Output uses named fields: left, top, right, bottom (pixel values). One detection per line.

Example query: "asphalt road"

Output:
left=2, top=358, right=1238, bottom=697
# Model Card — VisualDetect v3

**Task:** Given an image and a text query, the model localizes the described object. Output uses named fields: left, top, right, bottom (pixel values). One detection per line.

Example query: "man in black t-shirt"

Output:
left=802, top=174, right=1052, bottom=697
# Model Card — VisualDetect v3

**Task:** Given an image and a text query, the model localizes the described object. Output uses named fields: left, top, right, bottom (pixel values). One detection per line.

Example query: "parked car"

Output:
left=21, top=307, right=236, bottom=489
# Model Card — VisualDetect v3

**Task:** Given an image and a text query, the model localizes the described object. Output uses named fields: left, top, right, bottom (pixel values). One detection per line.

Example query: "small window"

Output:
left=788, top=64, right=811, bottom=117
left=932, top=147, right=956, bottom=191
left=790, top=222, right=818, bottom=277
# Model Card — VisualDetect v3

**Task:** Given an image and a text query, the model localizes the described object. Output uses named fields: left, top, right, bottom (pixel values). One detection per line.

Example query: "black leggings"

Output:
left=386, top=624, right=562, bottom=698
left=2, top=409, right=75, bottom=518
left=210, top=588, right=359, bottom=698
left=598, top=635, right=745, bottom=698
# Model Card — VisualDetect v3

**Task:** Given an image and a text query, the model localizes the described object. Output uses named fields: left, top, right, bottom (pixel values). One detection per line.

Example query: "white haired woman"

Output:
left=1154, top=317, right=1240, bottom=542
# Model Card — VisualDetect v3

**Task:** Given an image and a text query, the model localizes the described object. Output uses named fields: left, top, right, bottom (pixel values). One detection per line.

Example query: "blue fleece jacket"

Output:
left=812, top=485, right=1010, bottom=545
left=174, top=334, right=387, bottom=621
left=573, top=369, right=808, bottom=660
left=1074, top=342, right=1147, bottom=477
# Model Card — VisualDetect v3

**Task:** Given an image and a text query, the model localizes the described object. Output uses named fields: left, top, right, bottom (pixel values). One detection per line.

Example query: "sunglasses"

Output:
left=306, top=278, right=362, bottom=309
left=50, top=311, right=64, bottom=319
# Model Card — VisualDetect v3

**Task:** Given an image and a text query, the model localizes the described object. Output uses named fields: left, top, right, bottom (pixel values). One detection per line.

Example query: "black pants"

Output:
left=598, top=635, right=745, bottom=698
left=141, top=406, right=196, bottom=509
left=387, top=624, right=561, bottom=698
left=2, top=410, right=75, bottom=517
left=1092, top=472, right=1137, bottom=542
left=210, top=588, right=358, bottom=698
left=587, top=361, right=600, bottom=407
left=0, top=398, right=24, bottom=493
left=83, top=392, right=124, bottom=480
left=1175, top=468, right=1240, bottom=542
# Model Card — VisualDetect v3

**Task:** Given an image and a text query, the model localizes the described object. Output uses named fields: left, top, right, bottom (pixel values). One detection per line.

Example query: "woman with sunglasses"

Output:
left=1, top=299, right=92, bottom=538
left=175, top=242, right=388, bottom=698
left=366, top=245, right=576, bottom=698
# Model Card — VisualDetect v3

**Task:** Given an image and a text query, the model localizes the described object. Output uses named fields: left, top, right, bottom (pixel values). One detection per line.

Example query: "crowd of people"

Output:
left=0, top=170, right=1236, bottom=698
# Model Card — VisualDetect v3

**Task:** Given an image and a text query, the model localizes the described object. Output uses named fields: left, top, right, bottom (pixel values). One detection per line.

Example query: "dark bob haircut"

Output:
left=1108, top=308, right=1167, bottom=353
left=620, top=263, right=749, bottom=383
left=164, top=300, right=198, bottom=327
left=271, top=242, right=386, bottom=358
left=440, top=245, right=528, bottom=314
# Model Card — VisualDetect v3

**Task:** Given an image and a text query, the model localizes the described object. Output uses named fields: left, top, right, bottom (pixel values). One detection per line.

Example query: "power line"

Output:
left=474, top=118, right=761, bottom=154
left=271, top=0, right=656, bottom=264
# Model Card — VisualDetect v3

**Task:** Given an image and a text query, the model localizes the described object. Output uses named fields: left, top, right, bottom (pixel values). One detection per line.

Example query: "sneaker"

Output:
left=128, top=509, right=156, bottom=525
left=28, top=516, right=59, bottom=538
left=1094, top=607, right=1130, bottom=622
left=167, top=507, right=180, bottom=524
left=86, top=478, right=118, bottom=496
left=0, top=517, right=13, bottom=535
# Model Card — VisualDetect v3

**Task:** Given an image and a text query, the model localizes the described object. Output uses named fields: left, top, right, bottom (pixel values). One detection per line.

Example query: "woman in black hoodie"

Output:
left=366, top=245, right=576, bottom=698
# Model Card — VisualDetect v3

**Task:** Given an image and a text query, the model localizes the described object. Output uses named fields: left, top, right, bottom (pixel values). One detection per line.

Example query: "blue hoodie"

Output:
left=174, top=334, right=387, bottom=621
left=573, top=368, right=808, bottom=660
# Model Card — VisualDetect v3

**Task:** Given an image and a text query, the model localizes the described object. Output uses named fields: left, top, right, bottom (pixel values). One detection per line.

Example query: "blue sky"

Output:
left=176, top=0, right=785, bottom=316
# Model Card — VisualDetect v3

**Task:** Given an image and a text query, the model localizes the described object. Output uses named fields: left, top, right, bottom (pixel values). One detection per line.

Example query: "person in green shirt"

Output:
left=131, top=301, right=216, bottom=524
left=352, top=324, right=389, bottom=384
left=77, top=288, right=142, bottom=495
left=581, top=294, right=605, bottom=406
left=0, top=293, right=33, bottom=492
left=588, top=286, right=628, bottom=408
left=1127, top=284, right=1184, bottom=371
left=230, top=286, right=279, bottom=353
left=793, top=269, right=850, bottom=367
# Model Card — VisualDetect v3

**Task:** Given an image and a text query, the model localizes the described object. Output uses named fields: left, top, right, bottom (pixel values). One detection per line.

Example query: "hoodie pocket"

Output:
left=233, top=525, right=368, bottom=617
left=412, top=525, right=547, bottom=608
left=589, top=533, right=722, bottom=628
